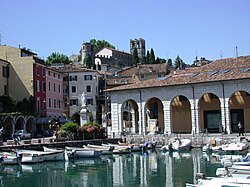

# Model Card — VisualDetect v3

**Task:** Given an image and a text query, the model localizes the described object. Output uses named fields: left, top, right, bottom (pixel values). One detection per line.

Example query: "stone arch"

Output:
left=121, top=100, right=139, bottom=134
left=145, top=97, right=164, bottom=134
left=229, top=90, right=250, bottom=133
left=26, top=116, right=35, bottom=137
left=72, top=113, right=80, bottom=126
left=198, top=93, right=221, bottom=133
left=3, top=116, right=14, bottom=139
left=171, top=95, right=191, bottom=133
left=15, top=116, right=25, bottom=130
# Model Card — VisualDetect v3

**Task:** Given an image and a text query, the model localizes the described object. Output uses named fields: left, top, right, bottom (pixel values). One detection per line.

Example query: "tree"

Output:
left=167, top=58, right=173, bottom=68
left=174, top=55, right=185, bottom=69
left=155, top=57, right=160, bottom=64
left=146, top=51, right=150, bottom=64
left=46, top=52, right=71, bottom=65
left=149, top=48, right=155, bottom=64
left=89, top=39, right=115, bottom=53
left=83, top=54, right=93, bottom=69
left=16, top=96, right=34, bottom=115
left=0, top=96, right=16, bottom=113
left=132, top=48, right=139, bottom=66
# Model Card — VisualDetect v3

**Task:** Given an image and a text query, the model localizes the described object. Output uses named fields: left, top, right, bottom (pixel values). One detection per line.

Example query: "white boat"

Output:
left=118, top=142, right=148, bottom=152
left=186, top=172, right=250, bottom=187
left=0, top=152, right=21, bottom=165
left=161, top=138, right=191, bottom=151
left=211, top=142, right=249, bottom=154
left=65, top=146, right=102, bottom=158
left=101, top=143, right=131, bottom=154
left=43, top=146, right=69, bottom=161
left=18, top=151, right=44, bottom=164
left=84, top=144, right=114, bottom=155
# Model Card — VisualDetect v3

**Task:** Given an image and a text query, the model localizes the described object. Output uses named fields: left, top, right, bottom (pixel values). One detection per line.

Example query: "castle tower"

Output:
left=130, top=38, right=145, bottom=59
left=81, top=42, right=93, bottom=64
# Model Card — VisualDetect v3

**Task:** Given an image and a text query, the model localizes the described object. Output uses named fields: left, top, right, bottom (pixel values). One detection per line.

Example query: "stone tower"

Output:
left=81, top=42, right=93, bottom=64
left=130, top=38, right=145, bottom=59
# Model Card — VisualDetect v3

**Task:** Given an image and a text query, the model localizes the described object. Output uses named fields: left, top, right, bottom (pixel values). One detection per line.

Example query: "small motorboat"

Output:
left=186, top=172, right=250, bottom=187
left=17, top=150, right=44, bottom=164
left=83, top=144, right=114, bottom=155
left=161, top=138, right=191, bottom=151
left=101, top=143, right=131, bottom=154
left=65, top=146, right=102, bottom=159
left=211, top=142, right=249, bottom=154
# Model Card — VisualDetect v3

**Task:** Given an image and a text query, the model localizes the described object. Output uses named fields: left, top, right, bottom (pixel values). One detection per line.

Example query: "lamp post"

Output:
left=104, top=72, right=108, bottom=138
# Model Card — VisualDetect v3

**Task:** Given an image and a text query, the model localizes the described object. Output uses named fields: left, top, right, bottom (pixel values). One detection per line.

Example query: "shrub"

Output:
left=61, top=122, right=79, bottom=134
left=77, top=122, right=105, bottom=139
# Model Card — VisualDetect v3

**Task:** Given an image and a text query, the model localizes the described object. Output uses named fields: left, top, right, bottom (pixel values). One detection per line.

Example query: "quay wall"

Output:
left=0, top=133, right=248, bottom=150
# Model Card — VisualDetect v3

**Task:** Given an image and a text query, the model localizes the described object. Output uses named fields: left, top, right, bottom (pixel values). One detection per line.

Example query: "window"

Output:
left=53, top=73, right=56, bottom=77
left=58, top=84, right=61, bottom=93
left=71, top=86, right=76, bottom=93
left=4, top=85, right=7, bottom=95
left=84, top=75, right=92, bottom=80
left=54, top=99, right=56, bottom=108
left=58, top=74, right=60, bottom=79
left=48, top=71, right=51, bottom=76
left=69, top=75, right=77, bottom=81
left=86, top=85, right=91, bottom=92
left=43, top=82, right=46, bottom=92
left=42, top=68, right=45, bottom=76
left=49, top=98, right=51, bottom=107
left=54, top=83, right=56, bottom=92
left=36, top=80, right=40, bottom=92
left=2, top=66, right=9, bottom=77
left=36, top=66, right=39, bottom=76
left=58, top=99, right=61, bottom=109
left=70, top=99, right=78, bottom=106
left=86, top=98, right=93, bottom=105
left=48, top=81, right=51, bottom=91
left=141, top=74, right=144, bottom=79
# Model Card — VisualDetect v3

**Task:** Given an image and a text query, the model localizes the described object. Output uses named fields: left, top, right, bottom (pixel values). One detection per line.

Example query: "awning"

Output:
left=36, top=117, right=54, bottom=125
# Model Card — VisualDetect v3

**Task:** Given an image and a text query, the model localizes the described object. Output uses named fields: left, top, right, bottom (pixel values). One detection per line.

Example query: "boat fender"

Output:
left=195, top=173, right=205, bottom=180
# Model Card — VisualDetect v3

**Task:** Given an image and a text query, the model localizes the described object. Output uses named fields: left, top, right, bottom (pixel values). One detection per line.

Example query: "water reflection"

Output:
left=0, top=149, right=223, bottom=187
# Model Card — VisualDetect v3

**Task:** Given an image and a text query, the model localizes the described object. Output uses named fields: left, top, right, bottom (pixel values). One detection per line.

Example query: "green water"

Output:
left=0, top=149, right=222, bottom=187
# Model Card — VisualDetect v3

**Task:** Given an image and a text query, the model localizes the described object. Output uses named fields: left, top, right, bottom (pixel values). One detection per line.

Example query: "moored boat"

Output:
left=84, top=144, right=114, bottom=155
left=161, top=138, right=191, bottom=151
left=65, top=146, right=102, bottom=158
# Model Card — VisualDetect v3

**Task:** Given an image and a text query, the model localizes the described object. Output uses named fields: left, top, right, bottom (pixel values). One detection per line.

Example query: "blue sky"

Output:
left=1, top=0, right=250, bottom=64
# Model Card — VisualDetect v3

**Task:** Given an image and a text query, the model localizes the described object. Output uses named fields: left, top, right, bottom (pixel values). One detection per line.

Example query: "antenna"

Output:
left=220, top=50, right=223, bottom=59
left=235, top=46, right=238, bottom=58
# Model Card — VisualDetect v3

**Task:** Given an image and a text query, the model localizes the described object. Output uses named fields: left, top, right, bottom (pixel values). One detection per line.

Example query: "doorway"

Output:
left=230, top=109, right=244, bottom=133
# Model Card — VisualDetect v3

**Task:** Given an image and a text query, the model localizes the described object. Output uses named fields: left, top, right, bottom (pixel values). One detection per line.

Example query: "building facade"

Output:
left=108, top=56, right=250, bottom=137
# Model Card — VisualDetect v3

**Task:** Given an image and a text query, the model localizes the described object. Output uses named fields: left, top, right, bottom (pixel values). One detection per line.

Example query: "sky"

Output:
left=1, top=0, right=250, bottom=64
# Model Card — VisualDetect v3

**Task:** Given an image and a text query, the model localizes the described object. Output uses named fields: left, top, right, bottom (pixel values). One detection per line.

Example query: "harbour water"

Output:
left=0, top=149, right=224, bottom=187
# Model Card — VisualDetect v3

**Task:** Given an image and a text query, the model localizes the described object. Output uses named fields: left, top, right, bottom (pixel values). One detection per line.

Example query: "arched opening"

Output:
left=15, top=116, right=25, bottom=130
left=72, top=113, right=80, bottom=126
left=3, top=116, right=14, bottom=139
left=199, top=93, right=221, bottom=133
left=229, top=91, right=250, bottom=133
left=145, top=97, right=164, bottom=134
left=171, top=95, right=191, bottom=133
left=121, top=100, right=139, bottom=134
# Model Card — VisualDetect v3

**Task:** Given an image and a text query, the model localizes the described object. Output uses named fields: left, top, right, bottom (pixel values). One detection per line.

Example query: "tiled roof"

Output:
left=108, top=55, right=250, bottom=92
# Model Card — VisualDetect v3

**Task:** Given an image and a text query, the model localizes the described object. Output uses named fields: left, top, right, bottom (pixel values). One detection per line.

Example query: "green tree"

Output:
left=16, top=96, right=34, bottom=115
left=155, top=57, right=160, bottom=64
left=132, top=48, right=139, bottom=66
left=141, top=56, right=147, bottom=64
left=46, top=52, right=71, bottom=65
left=61, top=122, right=80, bottom=134
left=167, top=58, right=173, bottom=68
left=174, top=55, right=185, bottom=69
left=146, top=51, right=150, bottom=64
left=84, top=54, right=93, bottom=69
left=0, top=96, right=16, bottom=113
left=89, top=39, right=115, bottom=53
left=149, top=48, right=155, bottom=64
